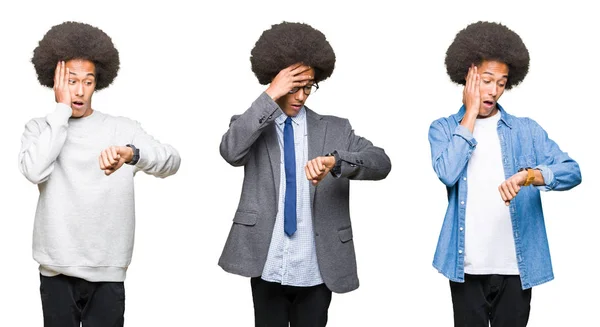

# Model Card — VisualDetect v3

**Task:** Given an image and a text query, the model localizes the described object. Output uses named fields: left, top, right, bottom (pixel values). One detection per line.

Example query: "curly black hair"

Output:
left=32, top=21, right=120, bottom=90
left=250, top=22, right=336, bottom=85
left=445, top=21, right=529, bottom=90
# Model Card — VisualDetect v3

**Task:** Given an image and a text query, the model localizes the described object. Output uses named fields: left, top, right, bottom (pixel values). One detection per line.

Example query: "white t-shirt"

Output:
left=464, top=111, right=519, bottom=275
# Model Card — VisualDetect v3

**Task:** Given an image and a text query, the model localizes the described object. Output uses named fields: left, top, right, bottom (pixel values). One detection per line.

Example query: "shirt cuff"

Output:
left=453, top=125, right=477, bottom=147
left=534, top=165, right=556, bottom=191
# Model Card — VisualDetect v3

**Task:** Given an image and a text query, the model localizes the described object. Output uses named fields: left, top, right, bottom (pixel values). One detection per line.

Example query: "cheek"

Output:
left=276, top=95, right=291, bottom=108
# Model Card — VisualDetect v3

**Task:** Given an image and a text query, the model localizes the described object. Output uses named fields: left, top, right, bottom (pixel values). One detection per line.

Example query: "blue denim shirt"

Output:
left=428, top=104, right=581, bottom=289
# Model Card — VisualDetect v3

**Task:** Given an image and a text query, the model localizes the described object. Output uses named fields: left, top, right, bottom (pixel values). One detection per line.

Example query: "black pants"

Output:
left=40, top=274, right=125, bottom=327
left=251, top=277, right=332, bottom=327
left=450, top=274, right=532, bottom=327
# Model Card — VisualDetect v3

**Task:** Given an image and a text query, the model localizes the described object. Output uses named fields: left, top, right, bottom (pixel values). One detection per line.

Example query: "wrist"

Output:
left=125, top=144, right=140, bottom=165
left=265, top=87, right=281, bottom=102
left=518, top=167, right=535, bottom=186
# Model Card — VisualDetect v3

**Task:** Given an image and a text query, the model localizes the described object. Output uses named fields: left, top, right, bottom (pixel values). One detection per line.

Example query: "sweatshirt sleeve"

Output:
left=18, top=103, right=72, bottom=184
left=131, top=121, right=181, bottom=178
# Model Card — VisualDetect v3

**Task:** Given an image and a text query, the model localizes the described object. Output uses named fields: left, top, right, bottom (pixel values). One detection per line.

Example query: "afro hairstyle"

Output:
left=250, top=22, right=336, bottom=85
left=32, top=21, right=120, bottom=91
left=445, top=21, right=529, bottom=90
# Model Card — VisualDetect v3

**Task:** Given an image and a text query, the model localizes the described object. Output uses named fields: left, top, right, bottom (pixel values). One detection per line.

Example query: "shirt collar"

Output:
left=456, top=103, right=513, bottom=129
left=276, top=106, right=306, bottom=125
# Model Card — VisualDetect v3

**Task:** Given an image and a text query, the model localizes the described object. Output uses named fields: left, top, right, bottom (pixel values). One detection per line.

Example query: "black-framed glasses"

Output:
left=289, top=83, right=319, bottom=95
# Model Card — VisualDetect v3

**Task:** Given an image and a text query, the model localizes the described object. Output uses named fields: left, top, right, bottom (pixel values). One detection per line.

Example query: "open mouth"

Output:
left=483, top=100, right=494, bottom=108
left=72, top=101, right=84, bottom=108
left=290, top=104, right=302, bottom=111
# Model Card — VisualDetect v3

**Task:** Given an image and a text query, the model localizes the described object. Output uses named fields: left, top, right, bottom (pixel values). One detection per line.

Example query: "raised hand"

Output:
left=53, top=61, right=71, bottom=107
left=265, top=64, right=314, bottom=101
left=463, top=64, right=481, bottom=118
left=98, top=146, right=134, bottom=176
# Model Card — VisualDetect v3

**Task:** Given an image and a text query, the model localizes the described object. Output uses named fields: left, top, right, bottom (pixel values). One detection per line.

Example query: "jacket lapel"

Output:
left=264, top=124, right=281, bottom=202
left=306, top=108, right=327, bottom=208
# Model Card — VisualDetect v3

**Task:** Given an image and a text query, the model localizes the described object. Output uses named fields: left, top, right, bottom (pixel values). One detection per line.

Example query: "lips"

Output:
left=290, top=104, right=302, bottom=111
left=72, top=101, right=84, bottom=108
left=483, top=100, right=494, bottom=108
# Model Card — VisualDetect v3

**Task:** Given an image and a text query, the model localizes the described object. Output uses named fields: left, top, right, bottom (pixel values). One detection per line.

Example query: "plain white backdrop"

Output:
left=1, top=1, right=597, bottom=326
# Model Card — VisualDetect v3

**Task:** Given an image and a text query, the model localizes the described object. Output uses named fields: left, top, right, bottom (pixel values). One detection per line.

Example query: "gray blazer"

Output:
left=218, top=93, right=391, bottom=294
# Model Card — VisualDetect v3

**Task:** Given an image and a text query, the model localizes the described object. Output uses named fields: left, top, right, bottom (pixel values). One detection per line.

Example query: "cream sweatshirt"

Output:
left=19, top=103, right=180, bottom=282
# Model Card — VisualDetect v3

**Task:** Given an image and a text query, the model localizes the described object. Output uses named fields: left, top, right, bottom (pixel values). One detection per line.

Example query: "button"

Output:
left=463, top=177, right=467, bottom=181
left=315, top=233, right=319, bottom=237
left=460, top=201, right=465, bottom=205
left=458, top=250, right=463, bottom=254
left=356, top=160, right=360, bottom=163
left=459, top=227, right=464, bottom=231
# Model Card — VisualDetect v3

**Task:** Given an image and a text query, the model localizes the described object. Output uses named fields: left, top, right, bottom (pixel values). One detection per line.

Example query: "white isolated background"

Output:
left=0, top=0, right=597, bottom=326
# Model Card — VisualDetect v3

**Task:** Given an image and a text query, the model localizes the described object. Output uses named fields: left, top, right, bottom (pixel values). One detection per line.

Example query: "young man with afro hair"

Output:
left=428, top=21, right=581, bottom=326
left=218, top=21, right=391, bottom=326
left=19, top=21, right=181, bottom=326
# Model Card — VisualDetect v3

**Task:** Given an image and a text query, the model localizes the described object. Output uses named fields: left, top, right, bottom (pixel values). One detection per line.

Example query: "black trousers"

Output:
left=40, top=274, right=125, bottom=327
left=251, top=277, right=332, bottom=327
left=450, top=274, right=532, bottom=327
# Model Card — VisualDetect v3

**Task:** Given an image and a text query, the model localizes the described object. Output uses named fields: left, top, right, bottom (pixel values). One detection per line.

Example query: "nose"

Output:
left=295, top=88, right=307, bottom=102
left=75, top=82, right=84, bottom=97
left=489, top=84, right=498, bottom=97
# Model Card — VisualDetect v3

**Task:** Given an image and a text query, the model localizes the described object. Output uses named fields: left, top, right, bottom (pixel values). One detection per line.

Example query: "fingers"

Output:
left=306, top=159, right=322, bottom=180
left=111, top=146, right=121, bottom=162
left=498, top=178, right=521, bottom=206
left=290, top=64, right=312, bottom=76
left=473, top=66, right=480, bottom=93
left=99, top=147, right=129, bottom=176
left=54, top=61, right=61, bottom=90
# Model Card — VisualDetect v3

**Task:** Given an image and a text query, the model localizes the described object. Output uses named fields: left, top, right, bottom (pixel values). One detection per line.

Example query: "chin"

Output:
left=70, top=109, right=86, bottom=118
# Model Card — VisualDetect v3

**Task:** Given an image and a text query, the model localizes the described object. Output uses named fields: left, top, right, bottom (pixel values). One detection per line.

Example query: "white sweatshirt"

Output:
left=19, top=103, right=181, bottom=282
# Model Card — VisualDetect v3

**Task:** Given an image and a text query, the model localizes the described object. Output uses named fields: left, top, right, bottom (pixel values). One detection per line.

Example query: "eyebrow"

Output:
left=482, top=71, right=508, bottom=79
left=68, top=72, right=96, bottom=77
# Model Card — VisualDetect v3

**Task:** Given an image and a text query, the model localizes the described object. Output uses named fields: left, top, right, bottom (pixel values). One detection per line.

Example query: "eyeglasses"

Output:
left=289, top=83, right=319, bottom=95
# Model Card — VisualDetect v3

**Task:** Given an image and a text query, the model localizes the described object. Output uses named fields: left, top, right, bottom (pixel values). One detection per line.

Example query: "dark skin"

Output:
left=460, top=60, right=545, bottom=205
left=265, top=63, right=335, bottom=185
left=53, top=59, right=134, bottom=176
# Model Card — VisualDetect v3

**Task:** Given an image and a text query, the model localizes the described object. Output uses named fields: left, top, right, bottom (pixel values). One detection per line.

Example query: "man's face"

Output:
left=276, top=67, right=316, bottom=117
left=477, top=60, right=509, bottom=118
left=66, top=59, right=96, bottom=118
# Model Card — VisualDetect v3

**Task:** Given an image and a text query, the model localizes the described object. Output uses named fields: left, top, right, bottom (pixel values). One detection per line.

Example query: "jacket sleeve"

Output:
left=18, top=104, right=71, bottom=184
left=330, top=119, right=391, bottom=180
left=219, top=92, right=282, bottom=167
left=529, top=119, right=582, bottom=191
left=428, top=119, right=477, bottom=187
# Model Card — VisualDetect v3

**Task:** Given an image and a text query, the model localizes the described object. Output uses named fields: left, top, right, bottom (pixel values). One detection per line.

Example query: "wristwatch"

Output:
left=518, top=167, right=535, bottom=186
left=325, top=151, right=341, bottom=176
left=126, top=144, right=140, bottom=165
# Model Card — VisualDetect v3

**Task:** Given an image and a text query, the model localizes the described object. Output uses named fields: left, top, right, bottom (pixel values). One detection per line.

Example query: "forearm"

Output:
left=430, top=124, right=477, bottom=186
left=18, top=104, right=71, bottom=184
left=135, top=144, right=181, bottom=178
left=131, top=122, right=181, bottom=178
left=219, top=92, right=282, bottom=166
left=534, top=161, right=581, bottom=191
left=331, top=147, right=391, bottom=180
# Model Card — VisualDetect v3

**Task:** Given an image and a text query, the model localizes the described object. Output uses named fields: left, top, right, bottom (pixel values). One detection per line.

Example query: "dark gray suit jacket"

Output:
left=218, top=92, right=391, bottom=293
